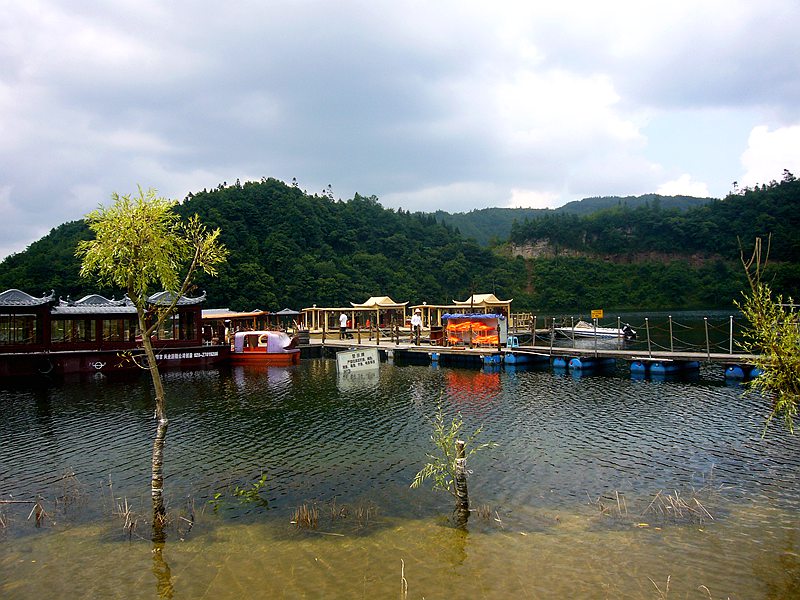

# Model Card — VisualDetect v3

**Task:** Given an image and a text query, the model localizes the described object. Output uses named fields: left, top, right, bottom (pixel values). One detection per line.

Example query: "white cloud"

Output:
left=1, top=1, right=800, bottom=260
left=505, top=188, right=561, bottom=209
left=657, top=174, right=711, bottom=197
left=740, top=125, right=800, bottom=187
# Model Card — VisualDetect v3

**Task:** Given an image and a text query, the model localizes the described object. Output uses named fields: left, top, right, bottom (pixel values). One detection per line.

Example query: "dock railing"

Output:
left=510, top=313, right=746, bottom=358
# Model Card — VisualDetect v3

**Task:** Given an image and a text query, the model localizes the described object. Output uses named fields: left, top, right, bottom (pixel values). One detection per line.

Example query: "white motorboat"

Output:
left=554, top=320, right=636, bottom=340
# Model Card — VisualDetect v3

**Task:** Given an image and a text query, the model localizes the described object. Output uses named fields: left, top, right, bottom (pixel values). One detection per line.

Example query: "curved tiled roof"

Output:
left=148, top=290, right=207, bottom=306
left=0, top=288, right=55, bottom=307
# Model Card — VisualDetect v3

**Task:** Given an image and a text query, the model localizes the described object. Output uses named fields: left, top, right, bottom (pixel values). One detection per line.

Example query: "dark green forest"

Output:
left=0, top=174, right=797, bottom=312
left=433, top=194, right=712, bottom=246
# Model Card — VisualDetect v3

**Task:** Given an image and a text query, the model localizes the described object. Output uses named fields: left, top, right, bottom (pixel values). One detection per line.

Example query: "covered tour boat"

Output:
left=230, top=330, right=301, bottom=366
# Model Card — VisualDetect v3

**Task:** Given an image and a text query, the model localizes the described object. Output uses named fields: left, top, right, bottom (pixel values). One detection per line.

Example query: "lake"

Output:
left=1, top=356, right=799, bottom=599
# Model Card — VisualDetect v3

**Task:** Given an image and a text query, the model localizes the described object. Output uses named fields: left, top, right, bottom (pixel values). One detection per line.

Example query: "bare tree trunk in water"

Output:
left=454, top=439, right=470, bottom=527
left=139, top=312, right=169, bottom=541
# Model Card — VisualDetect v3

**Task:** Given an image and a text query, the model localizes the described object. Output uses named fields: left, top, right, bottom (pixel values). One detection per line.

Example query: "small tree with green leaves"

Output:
left=77, top=186, right=227, bottom=537
left=411, top=404, right=496, bottom=521
left=736, top=237, right=800, bottom=432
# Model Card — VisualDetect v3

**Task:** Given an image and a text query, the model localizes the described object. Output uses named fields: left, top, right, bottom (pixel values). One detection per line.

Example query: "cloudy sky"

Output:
left=2, top=0, right=799, bottom=259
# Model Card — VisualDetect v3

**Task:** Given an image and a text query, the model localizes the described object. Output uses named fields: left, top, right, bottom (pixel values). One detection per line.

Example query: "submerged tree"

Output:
left=77, top=186, right=227, bottom=536
left=411, top=404, right=496, bottom=526
left=736, top=237, right=800, bottom=432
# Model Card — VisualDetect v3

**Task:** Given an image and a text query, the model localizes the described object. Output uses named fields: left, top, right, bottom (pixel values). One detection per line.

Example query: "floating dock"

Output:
left=312, top=338, right=760, bottom=380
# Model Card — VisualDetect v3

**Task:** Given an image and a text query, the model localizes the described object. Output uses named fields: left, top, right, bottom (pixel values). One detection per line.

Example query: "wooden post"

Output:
left=531, top=315, right=536, bottom=348
left=357, top=322, right=362, bottom=344
left=496, top=323, right=501, bottom=352
left=704, top=316, right=710, bottom=359
left=454, top=439, right=469, bottom=527
left=645, top=317, right=651, bottom=357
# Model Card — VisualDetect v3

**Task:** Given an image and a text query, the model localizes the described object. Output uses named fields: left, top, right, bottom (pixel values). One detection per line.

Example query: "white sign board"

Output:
left=336, top=348, right=380, bottom=374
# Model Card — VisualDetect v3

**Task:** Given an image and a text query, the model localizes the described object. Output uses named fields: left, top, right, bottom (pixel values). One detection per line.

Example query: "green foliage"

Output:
left=208, top=473, right=270, bottom=511
left=232, top=473, right=270, bottom=506
left=77, top=187, right=227, bottom=310
left=736, top=238, right=800, bottom=433
left=411, top=404, right=496, bottom=499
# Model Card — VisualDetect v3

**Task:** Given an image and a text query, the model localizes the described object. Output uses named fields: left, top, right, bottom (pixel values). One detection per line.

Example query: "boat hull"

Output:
left=230, top=349, right=301, bottom=366
left=0, top=345, right=230, bottom=377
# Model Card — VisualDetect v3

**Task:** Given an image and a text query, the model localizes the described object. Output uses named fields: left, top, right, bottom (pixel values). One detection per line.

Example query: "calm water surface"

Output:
left=1, top=358, right=799, bottom=599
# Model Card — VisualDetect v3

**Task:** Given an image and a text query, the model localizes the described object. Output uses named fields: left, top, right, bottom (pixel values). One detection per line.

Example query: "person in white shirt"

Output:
left=410, top=308, right=422, bottom=344
left=339, top=312, right=348, bottom=339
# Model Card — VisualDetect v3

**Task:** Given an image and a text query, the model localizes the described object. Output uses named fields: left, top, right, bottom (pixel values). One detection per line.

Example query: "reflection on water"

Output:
left=1, top=359, right=799, bottom=599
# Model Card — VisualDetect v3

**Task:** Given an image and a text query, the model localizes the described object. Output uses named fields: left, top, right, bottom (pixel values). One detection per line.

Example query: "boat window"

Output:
left=0, top=313, right=38, bottom=345
left=51, top=318, right=97, bottom=344
left=102, top=318, right=136, bottom=342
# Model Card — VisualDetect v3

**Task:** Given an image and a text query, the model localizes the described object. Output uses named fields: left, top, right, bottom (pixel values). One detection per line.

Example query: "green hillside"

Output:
left=432, top=194, right=713, bottom=247
left=0, top=175, right=796, bottom=312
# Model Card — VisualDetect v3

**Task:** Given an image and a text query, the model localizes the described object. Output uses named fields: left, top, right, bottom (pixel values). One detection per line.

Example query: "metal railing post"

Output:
left=571, top=316, right=575, bottom=348
left=668, top=315, right=674, bottom=353
left=704, top=317, right=710, bottom=359
left=646, top=317, right=652, bottom=357
left=729, top=315, right=734, bottom=354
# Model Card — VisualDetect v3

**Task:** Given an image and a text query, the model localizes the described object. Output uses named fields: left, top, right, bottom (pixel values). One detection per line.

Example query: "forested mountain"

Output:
left=0, top=176, right=796, bottom=312
left=432, top=194, right=713, bottom=246
left=432, top=207, right=547, bottom=246
left=0, top=179, right=524, bottom=311
left=554, top=193, right=713, bottom=216
left=510, top=176, right=800, bottom=262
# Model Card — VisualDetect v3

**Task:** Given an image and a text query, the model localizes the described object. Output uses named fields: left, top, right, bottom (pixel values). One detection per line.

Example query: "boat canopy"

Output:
left=233, top=330, right=294, bottom=353
left=442, top=313, right=506, bottom=321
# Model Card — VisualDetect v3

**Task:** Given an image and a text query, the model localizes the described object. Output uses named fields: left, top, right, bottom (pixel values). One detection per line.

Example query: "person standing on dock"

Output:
left=411, top=308, right=422, bottom=344
left=339, top=312, right=348, bottom=339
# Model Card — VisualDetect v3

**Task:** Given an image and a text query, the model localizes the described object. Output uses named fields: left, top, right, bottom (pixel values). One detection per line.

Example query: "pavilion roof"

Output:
left=452, top=293, right=512, bottom=306
left=350, top=296, right=408, bottom=308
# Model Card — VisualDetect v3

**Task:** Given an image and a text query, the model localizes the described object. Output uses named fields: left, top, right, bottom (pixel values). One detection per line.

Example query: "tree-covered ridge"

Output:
left=554, top=193, right=713, bottom=216
left=0, top=220, right=93, bottom=297
left=1, top=175, right=798, bottom=313
left=431, top=194, right=713, bottom=247
left=0, top=179, right=524, bottom=310
left=171, top=178, right=525, bottom=310
left=510, top=176, right=800, bottom=263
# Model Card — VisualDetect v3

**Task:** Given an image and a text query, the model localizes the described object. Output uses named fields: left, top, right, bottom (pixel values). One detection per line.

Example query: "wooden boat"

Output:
left=0, top=288, right=229, bottom=377
left=230, top=330, right=301, bottom=366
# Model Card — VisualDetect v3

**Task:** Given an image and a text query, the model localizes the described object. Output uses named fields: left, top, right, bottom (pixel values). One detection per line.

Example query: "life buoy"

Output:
left=38, top=358, right=54, bottom=375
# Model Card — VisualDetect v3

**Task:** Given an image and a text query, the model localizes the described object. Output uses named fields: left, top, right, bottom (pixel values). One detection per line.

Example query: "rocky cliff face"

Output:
left=510, top=241, right=717, bottom=266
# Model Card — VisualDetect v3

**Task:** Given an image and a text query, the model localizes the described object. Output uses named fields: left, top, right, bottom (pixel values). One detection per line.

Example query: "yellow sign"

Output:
left=591, top=309, right=604, bottom=319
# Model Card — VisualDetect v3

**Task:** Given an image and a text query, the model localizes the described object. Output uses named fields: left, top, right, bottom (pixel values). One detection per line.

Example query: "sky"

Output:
left=2, top=0, right=800, bottom=260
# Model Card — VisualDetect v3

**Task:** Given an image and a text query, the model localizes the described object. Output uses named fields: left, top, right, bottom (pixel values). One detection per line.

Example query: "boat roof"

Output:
left=442, top=313, right=506, bottom=320
left=148, top=290, right=207, bottom=306
left=0, top=288, right=55, bottom=307
left=202, top=308, right=269, bottom=320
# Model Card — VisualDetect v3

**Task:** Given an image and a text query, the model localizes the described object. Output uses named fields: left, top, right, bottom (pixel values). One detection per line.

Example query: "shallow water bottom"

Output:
left=3, top=502, right=799, bottom=599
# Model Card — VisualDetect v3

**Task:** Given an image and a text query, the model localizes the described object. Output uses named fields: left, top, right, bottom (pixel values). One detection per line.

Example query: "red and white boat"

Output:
left=231, top=330, right=301, bottom=366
